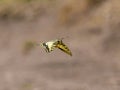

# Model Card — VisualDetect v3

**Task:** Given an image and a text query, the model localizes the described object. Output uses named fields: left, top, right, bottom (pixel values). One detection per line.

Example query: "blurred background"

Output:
left=0, top=0, right=120, bottom=90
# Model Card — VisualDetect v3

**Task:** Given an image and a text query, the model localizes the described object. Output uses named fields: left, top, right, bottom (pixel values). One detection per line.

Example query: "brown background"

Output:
left=0, top=0, right=120, bottom=90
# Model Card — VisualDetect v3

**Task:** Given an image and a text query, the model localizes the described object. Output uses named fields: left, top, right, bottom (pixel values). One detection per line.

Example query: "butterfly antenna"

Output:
left=58, top=36, right=69, bottom=41
left=57, top=37, right=64, bottom=41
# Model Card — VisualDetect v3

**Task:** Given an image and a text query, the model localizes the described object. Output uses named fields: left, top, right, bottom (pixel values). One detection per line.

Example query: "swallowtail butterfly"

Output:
left=38, top=38, right=72, bottom=56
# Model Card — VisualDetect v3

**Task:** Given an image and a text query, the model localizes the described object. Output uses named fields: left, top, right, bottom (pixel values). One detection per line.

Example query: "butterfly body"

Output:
left=40, top=39, right=72, bottom=56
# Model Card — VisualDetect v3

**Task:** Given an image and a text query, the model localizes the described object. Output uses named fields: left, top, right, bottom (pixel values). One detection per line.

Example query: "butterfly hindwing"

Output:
left=42, top=41, right=56, bottom=52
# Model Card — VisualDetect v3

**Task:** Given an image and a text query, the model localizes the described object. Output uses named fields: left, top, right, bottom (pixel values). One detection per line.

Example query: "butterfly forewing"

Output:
left=56, top=40, right=72, bottom=56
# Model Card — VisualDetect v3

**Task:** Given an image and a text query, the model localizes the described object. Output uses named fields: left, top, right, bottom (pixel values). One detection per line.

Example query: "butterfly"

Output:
left=38, top=38, right=72, bottom=56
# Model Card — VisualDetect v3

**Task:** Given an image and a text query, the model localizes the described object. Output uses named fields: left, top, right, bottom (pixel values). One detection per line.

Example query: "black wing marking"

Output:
left=56, top=40, right=72, bottom=56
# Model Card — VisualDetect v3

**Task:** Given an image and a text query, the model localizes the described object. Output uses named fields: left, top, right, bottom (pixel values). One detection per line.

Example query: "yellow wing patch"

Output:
left=55, top=40, right=72, bottom=56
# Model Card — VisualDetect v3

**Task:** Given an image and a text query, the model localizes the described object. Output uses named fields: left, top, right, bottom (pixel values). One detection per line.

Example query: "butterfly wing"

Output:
left=42, top=41, right=56, bottom=53
left=55, top=40, right=72, bottom=56
left=40, top=39, right=72, bottom=56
